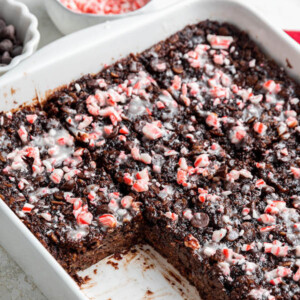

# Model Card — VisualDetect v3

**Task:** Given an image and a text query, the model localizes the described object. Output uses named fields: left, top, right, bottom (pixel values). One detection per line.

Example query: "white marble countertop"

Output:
left=0, top=0, right=299, bottom=299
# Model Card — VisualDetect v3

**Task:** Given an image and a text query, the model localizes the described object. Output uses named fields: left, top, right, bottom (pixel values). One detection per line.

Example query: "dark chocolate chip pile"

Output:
left=0, top=18, right=23, bottom=66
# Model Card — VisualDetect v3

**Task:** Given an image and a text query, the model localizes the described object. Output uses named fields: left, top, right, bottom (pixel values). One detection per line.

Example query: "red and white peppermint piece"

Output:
left=182, top=209, right=193, bottom=221
left=210, top=86, right=227, bottom=98
left=249, top=59, right=256, bottom=68
left=140, top=153, right=152, bottom=164
left=98, top=214, right=117, bottom=228
left=254, top=122, right=267, bottom=135
left=18, top=126, right=28, bottom=143
left=180, top=94, right=191, bottom=106
left=227, top=169, right=240, bottom=182
left=40, top=212, right=52, bottom=222
left=286, top=116, right=298, bottom=128
left=212, top=228, right=227, bottom=242
left=194, top=154, right=210, bottom=168
left=142, top=122, right=163, bottom=140
left=291, top=167, right=300, bottom=179
left=64, top=169, right=80, bottom=181
left=276, top=267, right=291, bottom=278
left=22, top=203, right=34, bottom=213
left=223, top=248, right=233, bottom=260
left=155, top=62, right=166, bottom=71
left=178, top=157, right=188, bottom=171
left=230, top=126, right=246, bottom=144
left=218, top=262, right=231, bottom=276
left=203, top=247, right=216, bottom=257
left=269, top=277, right=282, bottom=286
left=177, top=169, right=187, bottom=185
left=206, top=113, right=219, bottom=128
left=207, top=34, right=233, bottom=49
left=104, top=125, right=113, bottom=135
left=164, top=150, right=178, bottom=156
left=249, top=94, right=263, bottom=104
left=221, top=73, right=231, bottom=87
left=260, top=225, right=276, bottom=232
left=241, top=243, right=255, bottom=251
left=172, top=75, right=181, bottom=91
left=280, top=148, right=289, bottom=156
left=165, top=211, right=178, bottom=222
left=123, top=173, right=133, bottom=185
left=242, top=207, right=250, bottom=216
left=119, top=126, right=129, bottom=135
left=213, top=54, right=224, bottom=65
left=132, top=179, right=149, bottom=192
left=131, top=147, right=140, bottom=160
left=26, top=114, right=38, bottom=124
left=264, top=240, right=289, bottom=257
left=263, top=80, right=281, bottom=94
left=265, top=201, right=286, bottom=214
left=293, top=267, right=300, bottom=282
left=121, top=195, right=133, bottom=209
left=50, top=169, right=64, bottom=184
left=74, top=148, right=85, bottom=157
left=285, top=110, right=297, bottom=118
left=88, top=190, right=96, bottom=201
left=259, top=214, right=276, bottom=225
left=255, top=179, right=266, bottom=188
left=57, top=133, right=74, bottom=146
left=78, top=115, right=93, bottom=130
left=239, top=169, right=253, bottom=179
left=156, top=101, right=165, bottom=109
left=98, top=107, right=122, bottom=125
left=136, top=168, right=149, bottom=181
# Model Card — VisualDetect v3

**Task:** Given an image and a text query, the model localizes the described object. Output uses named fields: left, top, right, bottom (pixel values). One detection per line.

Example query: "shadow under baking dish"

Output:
left=78, top=245, right=200, bottom=300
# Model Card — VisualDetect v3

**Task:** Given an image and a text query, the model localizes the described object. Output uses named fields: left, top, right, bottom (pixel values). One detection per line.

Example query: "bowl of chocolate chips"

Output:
left=0, top=0, right=40, bottom=74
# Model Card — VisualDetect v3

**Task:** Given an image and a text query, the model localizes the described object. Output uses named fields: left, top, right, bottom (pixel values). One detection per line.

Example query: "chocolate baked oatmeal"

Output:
left=1, top=20, right=300, bottom=300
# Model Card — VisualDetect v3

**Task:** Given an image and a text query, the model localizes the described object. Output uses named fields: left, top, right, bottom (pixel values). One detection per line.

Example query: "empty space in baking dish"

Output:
left=0, top=0, right=299, bottom=299
left=78, top=245, right=200, bottom=300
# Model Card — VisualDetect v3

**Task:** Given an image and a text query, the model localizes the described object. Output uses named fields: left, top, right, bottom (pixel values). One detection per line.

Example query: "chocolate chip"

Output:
left=86, top=79, right=99, bottom=89
left=50, top=232, right=59, bottom=243
left=191, top=212, right=209, bottom=228
left=0, top=21, right=22, bottom=65
left=54, top=191, right=64, bottom=200
left=241, top=222, right=256, bottom=242
left=215, top=164, right=228, bottom=178
left=0, top=19, right=6, bottom=31
left=172, top=65, right=184, bottom=74
left=0, top=39, right=13, bottom=53
left=61, top=179, right=76, bottom=191
left=11, top=45, right=22, bottom=57
left=218, top=26, right=230, bottom=36
left=110, top=71, right=119, bottom=78
left=1, top=51, right=11, bottom=65
left=1, top=25, right=15, bottom=40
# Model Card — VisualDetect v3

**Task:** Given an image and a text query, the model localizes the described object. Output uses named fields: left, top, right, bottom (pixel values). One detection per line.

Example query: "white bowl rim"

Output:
left=0, top=0, right=40, bottom=73
left=53, top=0, right=155, bottom=18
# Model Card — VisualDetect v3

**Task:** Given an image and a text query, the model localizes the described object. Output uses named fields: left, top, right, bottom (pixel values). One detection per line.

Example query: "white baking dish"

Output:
left=0, top=0, right=299, bottom=299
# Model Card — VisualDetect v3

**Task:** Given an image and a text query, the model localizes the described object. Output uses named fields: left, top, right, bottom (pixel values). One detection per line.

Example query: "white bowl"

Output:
left=0, top=0, right=40, bottom=75
left=44, top=0, right=161, bottom=35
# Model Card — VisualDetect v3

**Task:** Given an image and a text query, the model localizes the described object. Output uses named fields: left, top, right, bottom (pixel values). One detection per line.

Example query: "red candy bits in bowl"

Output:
left=60, top=0, right=151, bottom=15
left=45, top=0, right=157, bottom=35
